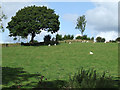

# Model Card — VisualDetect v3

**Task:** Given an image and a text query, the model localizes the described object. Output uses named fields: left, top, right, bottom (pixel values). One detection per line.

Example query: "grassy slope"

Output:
left=2, top=42, right=118, bottom=87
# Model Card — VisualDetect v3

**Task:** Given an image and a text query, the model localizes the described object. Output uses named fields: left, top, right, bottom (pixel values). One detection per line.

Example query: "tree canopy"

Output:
left=75, top=15, right=87, bottom=36
left=116, top=37, right=120, bottom=42
left=7, top=5, right=60, bottom=43
left=96, top=36, right=105, bottom=42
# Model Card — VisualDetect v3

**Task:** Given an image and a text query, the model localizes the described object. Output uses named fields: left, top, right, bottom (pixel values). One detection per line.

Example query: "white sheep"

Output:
left=89, top=51, right=93, bottom=55
left=86, top=41, right=89, bottom=43
left=48, top=44, right=51, bottom=46
left=69, top=42, right=71, bottom=44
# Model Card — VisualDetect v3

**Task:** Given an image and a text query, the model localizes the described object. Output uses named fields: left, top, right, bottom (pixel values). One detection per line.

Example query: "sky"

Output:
left=0, top=0, right=119, bottom=43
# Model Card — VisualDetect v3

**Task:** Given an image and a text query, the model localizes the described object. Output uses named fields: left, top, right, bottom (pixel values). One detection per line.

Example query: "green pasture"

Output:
left=2, top=42, right=118, bottom=88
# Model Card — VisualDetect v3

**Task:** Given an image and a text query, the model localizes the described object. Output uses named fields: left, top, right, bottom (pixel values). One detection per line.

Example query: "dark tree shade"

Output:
left=7, top=5, right=60, bottom=43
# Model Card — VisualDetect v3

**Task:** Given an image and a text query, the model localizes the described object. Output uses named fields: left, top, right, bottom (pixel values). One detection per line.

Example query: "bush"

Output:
left=63, top=34, right=74, bottom=40
left=109, top=40, right=116, bottom=43
left=101, top=38, right=105, bottom=42
left=91, top=37, right=94, bottom=41
left=56, top=34, right=63, bottom=41
left=82, top=35, right=87, bottom=40
left=96, top=37, right=102, bottom=42
left=33, top=40, right=39, bottom=43
left=44, top=35, right=51, bottom=45
left=75, top=36, right=82, bottom=39
left=67, top=68, right=117, bottom=88
left=116, top=37, right=120, bottom=42
left=96, top=37, right=106, bottom=42
left=75, top=35, right=91, bottom=40
left=87, top=37, right=90, bottom=40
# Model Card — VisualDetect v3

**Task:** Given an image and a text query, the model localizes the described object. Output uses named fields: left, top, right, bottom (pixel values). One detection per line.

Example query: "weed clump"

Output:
left=67, top=68, right=118, bottom=88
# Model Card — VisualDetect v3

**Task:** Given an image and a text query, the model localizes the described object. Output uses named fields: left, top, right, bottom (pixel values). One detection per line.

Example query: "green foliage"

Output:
left=116, top=37, right=120, bottom=42
left=7, top=5, right=60, bottom=43
left=68, top=68, right=117, bottom=88
left=96, top=37, right=102, bottom=42
left=56, top=34, right=63, bottom=41
left=91, top=37, right=94, bottom=41
left=75, top=36, right=82, bottom=39
left=75, top=15, right=87, bottom=36
left=109, top=40, right=116, bottom=43
left=63, top=34, right=74, bottom=40
left=82, top=35, right=87, bottom=40
left=101, top=38, right=105, bottom=42
left=87, top=37, right=90, bottom=40
left=71, top=35, right=74, bottom=40
left=43, top=35, right=59, bottom=45
left=96, top=37, right=106, bottom=42
left=13, top=37, right=17, bottom=40
left=75, top=35, right=91, bottom=40
left=44, top=35, right=51, bottom=45
left=32, top=40, right=39, bottom=43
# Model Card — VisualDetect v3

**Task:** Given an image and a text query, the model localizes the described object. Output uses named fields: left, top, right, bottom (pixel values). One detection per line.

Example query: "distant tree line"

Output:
left=56, top=34, right=74, bottom=41
left=56, top=34, right=94, bottom=41
left=95, top=36, right=120, bottom=43
left=96, top=37, right=105, bottom=42
left=109, top=37, right=120, bottom=43
left=75, top=35, right=94, bottom=41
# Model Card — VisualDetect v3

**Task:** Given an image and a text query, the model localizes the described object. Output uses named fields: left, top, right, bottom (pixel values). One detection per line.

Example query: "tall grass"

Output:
left=67, top=68, right=118, bottom=88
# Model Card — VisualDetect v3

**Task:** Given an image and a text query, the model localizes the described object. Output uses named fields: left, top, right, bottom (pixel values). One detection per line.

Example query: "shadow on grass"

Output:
left=2, top=67, right=41, bottom=88
left=2, top=67, right=67, bottom=89
left=33, top=80, right=67, bottom=89
left=2, top=67, right=120, bottom=89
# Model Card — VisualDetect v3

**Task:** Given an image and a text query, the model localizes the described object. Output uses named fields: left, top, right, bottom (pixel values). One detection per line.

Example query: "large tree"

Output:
left=75, top=15, right=87, bottom=36
left=7, top=5, right=60, bottom=43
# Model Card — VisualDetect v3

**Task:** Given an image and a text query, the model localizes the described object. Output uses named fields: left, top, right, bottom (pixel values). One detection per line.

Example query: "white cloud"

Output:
left=85, top=2, right=118, bottom=40
left=96, top=31, right=118, bottom=41
left=86, top=2, right=118, bottom=32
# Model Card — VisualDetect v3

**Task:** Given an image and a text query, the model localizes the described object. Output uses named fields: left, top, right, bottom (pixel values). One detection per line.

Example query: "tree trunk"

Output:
left=30, top=32, right=35, bottom=43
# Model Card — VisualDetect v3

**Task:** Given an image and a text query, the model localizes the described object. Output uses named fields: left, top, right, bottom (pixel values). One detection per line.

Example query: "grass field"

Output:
left=2, top=42, right=118, bottom=88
